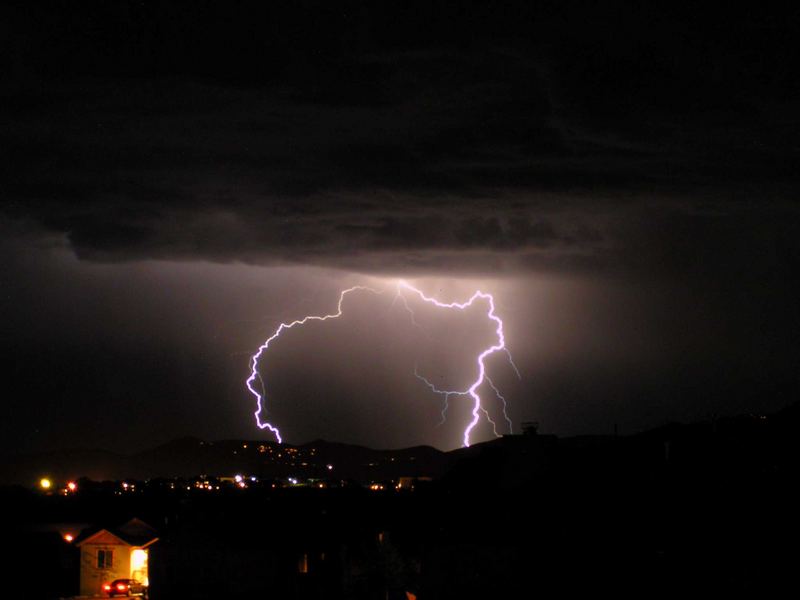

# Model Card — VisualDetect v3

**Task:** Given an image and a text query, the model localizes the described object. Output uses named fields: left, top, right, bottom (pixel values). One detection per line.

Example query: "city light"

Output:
left=39, top=478, right=52, bottom=490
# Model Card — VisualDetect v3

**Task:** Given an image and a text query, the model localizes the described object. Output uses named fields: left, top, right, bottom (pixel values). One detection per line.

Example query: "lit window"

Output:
left=97, top=549, right=113, bottom=569
left=131, top=549, right=149, bottom=585
left=131, top=548, right=147, bottom=571
left=298, top=553, right=309, bottom=574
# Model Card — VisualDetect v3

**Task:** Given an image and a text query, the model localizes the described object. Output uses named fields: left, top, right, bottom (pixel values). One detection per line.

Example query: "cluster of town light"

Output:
left=234, top=474, right=258, bottom=489
left=194, top=479, right=221, bottom=491
left=39, top=477, right=79, bottom=496
left=37, top=470, right=420, bottom=496
left=119, top=481, right=138, bottom=494
left=36, top=474, right=424, bottom=493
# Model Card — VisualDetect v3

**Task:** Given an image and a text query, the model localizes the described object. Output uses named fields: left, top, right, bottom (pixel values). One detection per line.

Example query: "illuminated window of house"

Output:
left=298, top=553, right=309, bottom=574
left=130, top=549, right=149, bottom=585
left=97, top=549, right=113, bottom=569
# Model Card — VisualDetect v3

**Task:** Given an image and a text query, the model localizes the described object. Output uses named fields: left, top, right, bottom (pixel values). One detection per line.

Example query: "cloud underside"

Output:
left=2, top=26, right=799, bottom=276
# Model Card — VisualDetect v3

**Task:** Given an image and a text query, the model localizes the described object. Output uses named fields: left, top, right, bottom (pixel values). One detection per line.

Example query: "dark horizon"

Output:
left=5, top=395, right=798, bottom=459
left=3, top=399, right=797, bottom=490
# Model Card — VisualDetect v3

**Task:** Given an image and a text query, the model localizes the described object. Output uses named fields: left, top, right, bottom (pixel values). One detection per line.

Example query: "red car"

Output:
left=103, top=579, right=148, bottom=597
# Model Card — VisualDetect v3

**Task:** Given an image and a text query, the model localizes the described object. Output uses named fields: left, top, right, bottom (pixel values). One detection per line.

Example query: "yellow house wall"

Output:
left=80, top=542, right=131, bottom=597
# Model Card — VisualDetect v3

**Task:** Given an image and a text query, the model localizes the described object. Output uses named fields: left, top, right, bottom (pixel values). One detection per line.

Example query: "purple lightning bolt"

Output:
left=416, top=369, right=509, bottom=439
left=397, top=281, right=513, bottom=447
left=486, top=375, right=513, bottom=435
left=247, top=280, right=516, bottom=447
left=390, top=288, right=430, bottom=338
left=246, top=285, right=381, bottom=443
left=414, top=365, right=467, bottom=427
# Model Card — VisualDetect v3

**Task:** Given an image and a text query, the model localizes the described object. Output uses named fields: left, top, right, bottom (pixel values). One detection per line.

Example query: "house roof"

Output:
left=75, top=517, right=159, bottom=548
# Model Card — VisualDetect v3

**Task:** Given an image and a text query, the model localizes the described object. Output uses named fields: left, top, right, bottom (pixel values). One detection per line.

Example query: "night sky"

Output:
left=2, top=2, right=799, bottom=454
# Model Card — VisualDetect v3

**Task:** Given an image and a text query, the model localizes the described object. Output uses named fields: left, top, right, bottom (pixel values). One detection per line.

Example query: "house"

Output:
left=75, top=518, right=158, bottom=596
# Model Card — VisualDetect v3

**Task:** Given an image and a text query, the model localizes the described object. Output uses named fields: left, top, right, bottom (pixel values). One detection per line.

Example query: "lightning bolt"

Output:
left=415, top=370, right=509, bottom=439
left=504, top=348, right=522, bottom=380
left=486, top=375, right=513, bottom=435
left=247, top=280, right=517, bottom=447
left=480, top=407, right=502, bottom=438
left=414, top=365, right=468, bottom=427
left=396, top=281, right=514, bottom=447
left=246, top=285, right=381, bottom=443
left=390, top=288, right=430, bottom=338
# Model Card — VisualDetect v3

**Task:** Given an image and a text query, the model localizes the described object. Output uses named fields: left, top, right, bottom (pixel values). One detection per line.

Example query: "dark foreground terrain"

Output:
left=8, top=404, right=800, bottom=599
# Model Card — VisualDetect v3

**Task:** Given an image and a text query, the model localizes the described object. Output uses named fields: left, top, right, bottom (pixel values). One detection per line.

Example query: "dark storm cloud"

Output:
left=3, top=1, right=798, bottom=277
left=0, top=72, right=617, bottom=272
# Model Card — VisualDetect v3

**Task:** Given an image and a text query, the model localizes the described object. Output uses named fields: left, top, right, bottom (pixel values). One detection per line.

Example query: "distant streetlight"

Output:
left=39, top=478, right=52, bottom=490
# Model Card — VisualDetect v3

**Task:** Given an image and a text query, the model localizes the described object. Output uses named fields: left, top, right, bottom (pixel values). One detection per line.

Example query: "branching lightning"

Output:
left=414, top=365, right=467, bottom=427
left=390, top=287, right=430, bottom=338
left=504, top=348, right=522, bottom=380
left=397, top=281, right=514, bottom=446
left=480, top=407, right=501, bottom=438
left=247, top=280, right=517, bottom=447
left=486, top=375, right=513, bottom=435
left=246, top=286, right=381, bottom=443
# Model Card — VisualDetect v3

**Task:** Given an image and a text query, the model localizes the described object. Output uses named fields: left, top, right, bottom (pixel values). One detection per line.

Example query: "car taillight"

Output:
left=117, top=584, right=127, bottom=590
left=104, top=584, right=111, bottom=591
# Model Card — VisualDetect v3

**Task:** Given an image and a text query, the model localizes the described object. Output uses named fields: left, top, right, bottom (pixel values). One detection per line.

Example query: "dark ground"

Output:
left=7, top=403, right=800, bottom=599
